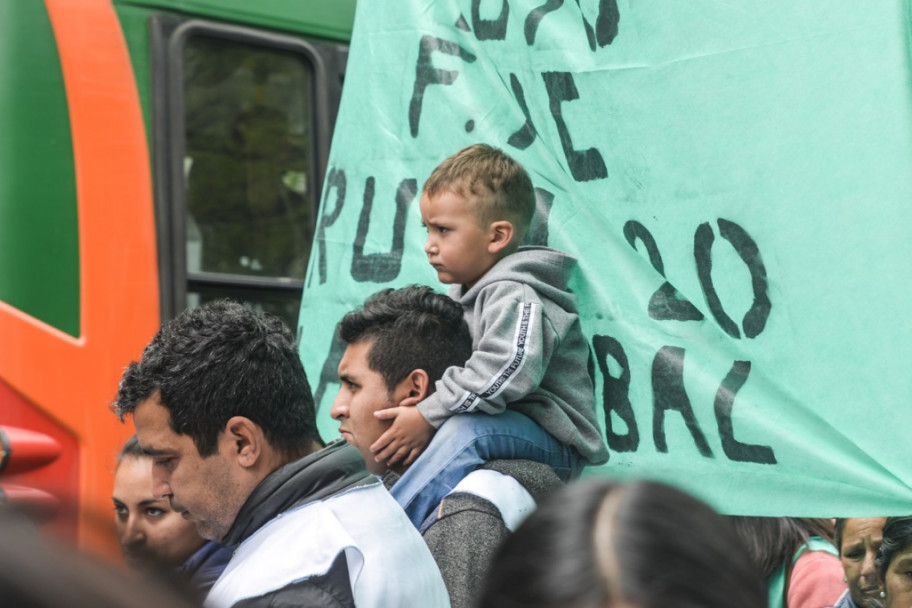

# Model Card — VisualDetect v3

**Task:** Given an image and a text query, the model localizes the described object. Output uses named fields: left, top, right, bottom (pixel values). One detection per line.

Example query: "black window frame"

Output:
left=150, top=16, right=339, bottom=322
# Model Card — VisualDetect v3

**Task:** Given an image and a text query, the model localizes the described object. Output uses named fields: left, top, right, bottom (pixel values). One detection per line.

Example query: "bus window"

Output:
left=154, top=19, right=341, bottom=330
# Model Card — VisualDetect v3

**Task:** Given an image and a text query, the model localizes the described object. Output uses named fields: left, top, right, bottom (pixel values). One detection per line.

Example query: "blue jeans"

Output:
left=389, top=410, right=584, bottom=530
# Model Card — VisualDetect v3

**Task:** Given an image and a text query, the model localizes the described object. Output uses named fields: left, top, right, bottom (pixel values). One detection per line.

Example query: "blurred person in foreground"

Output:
left=0, top=507, right=201, bottom=608
left=477, top=478, right=765, bottom=608
left=731, top=516, right=846, bottom=608
left=113, top=434, right=231, bottom=593
left=832, top=517, right=887, bottom=608
left=876, top=516, right=912, bottom=608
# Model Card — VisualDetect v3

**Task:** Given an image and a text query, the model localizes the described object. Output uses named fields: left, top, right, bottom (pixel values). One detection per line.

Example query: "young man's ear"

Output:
left=397, top=369, right=431, bottom=407
left=223, top=416, right=263, bottom=468
left=488, top=220, right=515, bottom=255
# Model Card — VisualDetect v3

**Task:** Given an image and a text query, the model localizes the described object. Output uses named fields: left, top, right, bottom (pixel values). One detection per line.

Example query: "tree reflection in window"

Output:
left=183, top=36, right=315, bottom=280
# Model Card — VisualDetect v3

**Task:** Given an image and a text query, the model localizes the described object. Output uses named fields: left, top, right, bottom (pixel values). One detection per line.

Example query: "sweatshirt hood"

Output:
left=456, top=247, right=578, bottom=309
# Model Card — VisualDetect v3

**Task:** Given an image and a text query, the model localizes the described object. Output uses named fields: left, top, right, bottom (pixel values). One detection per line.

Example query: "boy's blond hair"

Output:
left=424, top=144, right=535, bottom=243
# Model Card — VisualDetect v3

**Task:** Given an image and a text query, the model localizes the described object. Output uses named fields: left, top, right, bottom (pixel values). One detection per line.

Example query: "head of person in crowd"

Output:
left=331, top=285, right=472, bottom=474
left=112, top=435, right=207, bottom=572
left=0, top=508, right=201, bottom=608
left=835, top=517, right=887, bottom=608
left=876, top=516, right=912, bottom=608
left=421, top=143, right=536, bottom=289
left=112, top=299, right=324, bottom=543
left=476, top=478, right=765, bottom=608
left=729, top=516, right=836, bottom=579
left=729, top=516, right=844, bottom=608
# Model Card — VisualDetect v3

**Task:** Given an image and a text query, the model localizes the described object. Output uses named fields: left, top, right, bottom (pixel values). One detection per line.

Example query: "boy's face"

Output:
left=420, top=189, right=498, bottom=289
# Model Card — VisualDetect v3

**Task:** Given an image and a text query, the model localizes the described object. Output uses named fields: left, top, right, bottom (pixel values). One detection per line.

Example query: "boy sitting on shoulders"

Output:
left=371, top=143, right=610, bottom=528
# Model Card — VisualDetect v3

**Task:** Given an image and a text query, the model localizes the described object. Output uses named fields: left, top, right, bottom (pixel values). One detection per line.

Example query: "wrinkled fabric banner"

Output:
left=299, top=0, right=912, bottom=515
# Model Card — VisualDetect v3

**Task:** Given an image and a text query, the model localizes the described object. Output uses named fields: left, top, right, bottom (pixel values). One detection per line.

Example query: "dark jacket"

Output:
left=830, top=590, right=861, bottom=608
left=181, top=541, right=232, bottom=595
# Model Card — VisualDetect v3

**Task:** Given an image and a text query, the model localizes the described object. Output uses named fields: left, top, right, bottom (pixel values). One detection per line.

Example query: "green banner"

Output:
left=299, top=0, right=912, bottom=515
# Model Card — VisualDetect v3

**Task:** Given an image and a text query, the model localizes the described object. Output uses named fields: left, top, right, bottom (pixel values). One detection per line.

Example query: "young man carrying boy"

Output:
left=370, top=143, right=610, bottom=528
left=331, top=285, right=563, bottom=608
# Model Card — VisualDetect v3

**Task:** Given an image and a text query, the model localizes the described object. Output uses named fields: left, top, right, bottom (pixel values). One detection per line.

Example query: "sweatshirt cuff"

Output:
left=417, top=398, right=452, bottom=429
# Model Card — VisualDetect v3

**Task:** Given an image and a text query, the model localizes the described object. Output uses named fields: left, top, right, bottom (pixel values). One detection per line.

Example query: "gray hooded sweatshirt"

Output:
left=417, top=246, right=609, bottom=465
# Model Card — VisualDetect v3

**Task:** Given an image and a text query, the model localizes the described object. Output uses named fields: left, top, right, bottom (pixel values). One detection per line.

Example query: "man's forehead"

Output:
left=133, top=427, right=170, bottom=455
left=338, top=340, right=375, bottom=374
left=132, top=399, right=178, bottom=451
left=134, top=398, right=168, bottom=425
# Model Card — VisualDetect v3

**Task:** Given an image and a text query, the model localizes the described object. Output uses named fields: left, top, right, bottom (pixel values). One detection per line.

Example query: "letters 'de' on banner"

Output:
left=299, top=0, right=912, bottom=515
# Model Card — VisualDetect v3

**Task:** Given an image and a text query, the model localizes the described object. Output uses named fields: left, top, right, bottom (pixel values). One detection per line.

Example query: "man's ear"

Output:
left=488, top=220, right=514, bottom=254
left=397, top=369, right=431, bottom=407
left=223, top=416, right=262, bottom=468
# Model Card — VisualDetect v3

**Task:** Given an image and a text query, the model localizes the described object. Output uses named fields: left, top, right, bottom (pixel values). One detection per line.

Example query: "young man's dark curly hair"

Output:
left=337, top=285, right=472, bottom=394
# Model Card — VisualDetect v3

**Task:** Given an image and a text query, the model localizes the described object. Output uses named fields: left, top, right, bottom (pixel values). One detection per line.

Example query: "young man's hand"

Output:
left=370, top=406, right=433, bottom=467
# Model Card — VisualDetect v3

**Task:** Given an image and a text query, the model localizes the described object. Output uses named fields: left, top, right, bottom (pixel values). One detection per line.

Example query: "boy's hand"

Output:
left=370, top=407, right=433, bottom=467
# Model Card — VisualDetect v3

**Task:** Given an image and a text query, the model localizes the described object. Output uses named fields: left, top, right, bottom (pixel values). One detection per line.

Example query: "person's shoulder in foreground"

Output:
left=379, top=456, right=564, bottom=608
left=111, top=299, right=449, bottom=608
left=789, top=546, right=848, bottom=608
left=422, top=459, right=564, bottom=608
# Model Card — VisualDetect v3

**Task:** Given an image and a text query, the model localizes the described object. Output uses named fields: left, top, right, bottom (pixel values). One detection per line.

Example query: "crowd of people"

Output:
left=2, top=144, right=908, bottom=607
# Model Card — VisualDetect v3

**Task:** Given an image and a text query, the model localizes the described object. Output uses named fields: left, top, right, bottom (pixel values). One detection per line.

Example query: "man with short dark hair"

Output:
left=331, top=286, right=562, bottom=608
left=113, top=300, right=449, bottom=608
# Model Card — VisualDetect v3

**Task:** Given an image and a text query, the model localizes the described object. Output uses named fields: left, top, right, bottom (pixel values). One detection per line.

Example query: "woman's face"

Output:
left=840, top=517, right=887, bottom=608
left=884, top=542, right=912, bottom=608
left=112, top=455, right=206, bottom=571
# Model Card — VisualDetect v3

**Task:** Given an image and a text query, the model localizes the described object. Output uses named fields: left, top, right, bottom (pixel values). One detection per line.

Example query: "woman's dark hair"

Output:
left=118, top=435, right=143, bottom=462
left=877, top=516, right=912, bottom=582
left=729, top=517, right=836, bottom=580
left=477, top=478, right=765, bottom=608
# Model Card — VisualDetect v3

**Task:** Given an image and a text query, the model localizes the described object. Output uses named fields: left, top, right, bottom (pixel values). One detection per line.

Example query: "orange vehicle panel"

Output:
left=0, top=0, right=159, bottom=557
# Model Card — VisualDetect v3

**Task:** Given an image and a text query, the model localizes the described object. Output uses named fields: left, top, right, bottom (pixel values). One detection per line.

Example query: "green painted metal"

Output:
left=0, top=1, right=79, bottom=337
left=113, top=0, right=357, bottom=42
left=114, top=4, right=155, bottom=143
